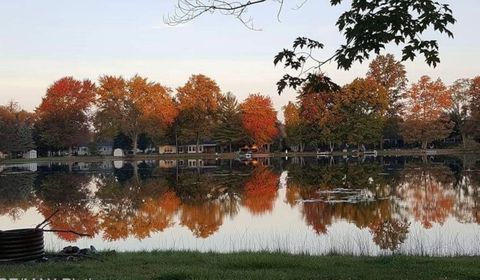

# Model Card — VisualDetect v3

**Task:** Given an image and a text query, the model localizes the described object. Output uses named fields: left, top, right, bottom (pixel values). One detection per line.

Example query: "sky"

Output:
left=0, top=0, right=479, bottom=120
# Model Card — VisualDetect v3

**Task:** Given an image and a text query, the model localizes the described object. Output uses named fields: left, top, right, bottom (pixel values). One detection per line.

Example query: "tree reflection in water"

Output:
left=0, top=156, right=478, bottom=253
left=0, top=171, right=35, bottom=219
left=35, top=173, right=99, bottom=241
left=242, top=165, right=280, bottom=215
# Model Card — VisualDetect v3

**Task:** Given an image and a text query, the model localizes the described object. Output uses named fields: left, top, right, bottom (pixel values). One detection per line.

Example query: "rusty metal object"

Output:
left=0, top=228, right=45, bottom=262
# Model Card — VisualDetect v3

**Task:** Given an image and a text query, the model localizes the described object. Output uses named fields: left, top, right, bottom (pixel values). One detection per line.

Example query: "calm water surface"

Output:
left=1, top=156, right=479, bottom=256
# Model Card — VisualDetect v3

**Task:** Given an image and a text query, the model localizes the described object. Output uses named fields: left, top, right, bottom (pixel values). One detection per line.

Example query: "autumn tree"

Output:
left=179, top=201, right=224, bottom=238
left=334, top=78, right=388, bottom=147
left=240, top=94, right=279, bottom=148
left=297, top=75, right=340, bottom=151
left=35, top=77, right=95, bottom=153
left=176, top=74, right=221, bottom=152
left=242, top=165, right=279, bottom=215
left=396, top=165, right=456, bottom=229
left=466, top=76, right=480, bottom=141
left=0, top=102, right=35, bottom=157
left=367, top=54, right=408, bottom=147
left=213, top=92, right=245, bottom=152
left=449, top=78, right=473, bottom=147
left=401, top=76, right=453, bottom=149
left=35, top=173, right=99, bottom=241
left=95, top=75, right=178, bottom=155
left=283, top=101, right=304, bottom=151
left=369, top=219, right=410, bottom=252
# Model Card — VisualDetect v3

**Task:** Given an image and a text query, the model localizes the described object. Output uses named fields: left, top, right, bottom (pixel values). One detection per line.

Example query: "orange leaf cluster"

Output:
left=242, top=166, right=279, bottom=215
left=240, top=94, right=279, bottom=146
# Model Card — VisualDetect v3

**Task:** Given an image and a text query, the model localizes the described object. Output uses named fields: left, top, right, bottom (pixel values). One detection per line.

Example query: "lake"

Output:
left=1, top=155, right=479, bottom=256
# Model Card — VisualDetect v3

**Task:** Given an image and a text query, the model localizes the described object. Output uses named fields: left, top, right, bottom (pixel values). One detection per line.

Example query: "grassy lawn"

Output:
left=0, top=251, right=479, bottom=280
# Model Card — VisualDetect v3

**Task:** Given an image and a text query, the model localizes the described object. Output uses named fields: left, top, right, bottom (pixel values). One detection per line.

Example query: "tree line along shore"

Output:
left=1, top=54, right=480, bottom=160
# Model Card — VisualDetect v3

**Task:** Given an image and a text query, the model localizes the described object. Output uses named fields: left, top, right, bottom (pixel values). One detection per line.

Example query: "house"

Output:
left=160, top=142, right=217, bottom=154
left=159, top=145, right=177, bottom=154
left=23, top=150, right=37, bottom=159
left=75, top=146, right=90, bottom=156
left=97, top=140, right=114, bottom=156
left=159, top=159, right=177, bottom=168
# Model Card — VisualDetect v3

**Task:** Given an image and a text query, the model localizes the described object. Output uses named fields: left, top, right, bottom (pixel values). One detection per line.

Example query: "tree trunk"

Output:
left=133, top=161, right=139, bottom=183
left=175, top=129, right=179, bottom=154
left=422, top=140, right=428, bottom=150
left=196, top=133, right=200, bottom=154
left=133, top=133, right=138, bottom=156
left=462, top=133, right=467, bottom=149
left=229, top=141, right=232, bottom=153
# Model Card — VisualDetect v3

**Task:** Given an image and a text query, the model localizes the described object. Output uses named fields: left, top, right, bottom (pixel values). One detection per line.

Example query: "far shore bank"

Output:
left=1, top=148, right=479, bottom=165
left=0, top=251, right=479, bottom=280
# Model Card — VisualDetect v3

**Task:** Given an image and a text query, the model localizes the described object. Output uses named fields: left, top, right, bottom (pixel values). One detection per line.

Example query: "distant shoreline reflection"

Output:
left=1, top=156, right=479, bottom=256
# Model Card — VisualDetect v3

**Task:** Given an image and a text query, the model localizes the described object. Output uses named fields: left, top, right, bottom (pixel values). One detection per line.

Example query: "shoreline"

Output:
left=0, top=251, right=479, bottom=279
left=1, top=148, right=479, bottom=164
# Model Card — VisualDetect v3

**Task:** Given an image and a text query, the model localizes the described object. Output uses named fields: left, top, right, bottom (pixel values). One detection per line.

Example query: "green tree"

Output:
left=449, top=78, right=473, bottom=148
left=0, top=102, right=35, bottom=158
left=283, top=102, right=304, bottom=151
left=334, top=78, right=388, bottom=148
left=213, top=92, right=245, bottom=152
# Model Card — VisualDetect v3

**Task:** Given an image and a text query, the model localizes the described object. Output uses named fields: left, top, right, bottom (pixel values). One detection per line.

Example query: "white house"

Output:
left=76, top=146, right=90, bottom=156
left=159, top=143, right=217, bottom=154
left=96, top=140, right=114, bottom=156
left=23, top=150, right=37, bottom=159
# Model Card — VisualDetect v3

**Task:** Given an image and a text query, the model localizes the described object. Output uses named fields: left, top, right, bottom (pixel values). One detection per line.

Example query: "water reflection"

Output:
left=0, top=156, right=479, bottom=255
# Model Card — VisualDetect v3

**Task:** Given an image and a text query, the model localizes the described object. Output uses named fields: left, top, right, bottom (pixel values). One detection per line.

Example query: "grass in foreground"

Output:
left=0, top=251, right=479, bottom=280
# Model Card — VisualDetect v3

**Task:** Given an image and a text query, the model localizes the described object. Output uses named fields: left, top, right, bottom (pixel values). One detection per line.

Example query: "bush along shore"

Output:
left=0, top=251, right=479, bottom=280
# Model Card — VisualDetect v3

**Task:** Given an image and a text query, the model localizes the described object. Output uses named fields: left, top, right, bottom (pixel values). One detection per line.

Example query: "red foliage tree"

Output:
left=35, top=77, right=95, bottom=151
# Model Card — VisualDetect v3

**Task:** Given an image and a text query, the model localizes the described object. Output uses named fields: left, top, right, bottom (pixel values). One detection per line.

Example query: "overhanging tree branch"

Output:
left=166, top=0, right=456, bottom=94
left=165, top=0, right=285, bottom=30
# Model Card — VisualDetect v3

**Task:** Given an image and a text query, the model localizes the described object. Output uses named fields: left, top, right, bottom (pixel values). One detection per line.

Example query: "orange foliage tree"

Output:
left=240, top=94, right=278, bottom=148
left=396, top=166, right=455, bottom=229
left=242, top=165, right=279, bottom=215
left=367, top=54, right=408, bottom=147
left=401, top=76, right=453, bottom=149
left=95, top=75, right=178, bottom=155
left=180, top=201, right=224, bottom=238
left=131, top=191, right=181, bottom=239
left=367, top=54, right=407, bottom=113
left=35, top=77, right=95, bottom=152
left=176, top=74, right=221, bottom=152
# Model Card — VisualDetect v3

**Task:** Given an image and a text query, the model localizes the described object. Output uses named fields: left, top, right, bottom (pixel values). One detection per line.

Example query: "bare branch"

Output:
left=165, top=0, right=286, bottom=30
